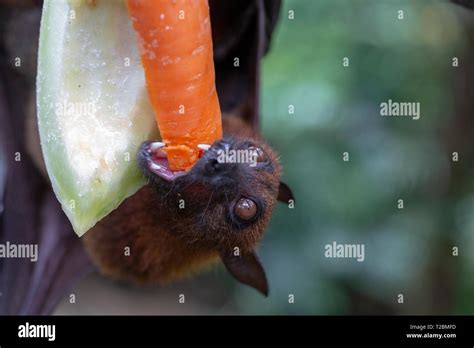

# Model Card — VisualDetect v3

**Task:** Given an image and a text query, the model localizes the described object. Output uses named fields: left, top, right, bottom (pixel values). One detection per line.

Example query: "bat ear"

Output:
left=221, top=250, right=269, bottom=296
left=278, top=181, right=294, bottom=204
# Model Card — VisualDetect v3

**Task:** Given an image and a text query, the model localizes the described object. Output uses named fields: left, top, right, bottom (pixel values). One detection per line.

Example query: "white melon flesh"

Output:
left=37, top=0, right=158, bottom=236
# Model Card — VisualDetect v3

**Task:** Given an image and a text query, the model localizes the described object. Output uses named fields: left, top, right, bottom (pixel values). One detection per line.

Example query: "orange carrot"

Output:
left=127, top=0, right=223, bottom=171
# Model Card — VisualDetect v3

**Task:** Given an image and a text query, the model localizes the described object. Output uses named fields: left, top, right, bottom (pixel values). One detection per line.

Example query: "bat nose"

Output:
left=206, top=139, right=240, bottom=175
left=204, top=157, right=236, bottom=175
left=205, top=158, right=222, bottom=174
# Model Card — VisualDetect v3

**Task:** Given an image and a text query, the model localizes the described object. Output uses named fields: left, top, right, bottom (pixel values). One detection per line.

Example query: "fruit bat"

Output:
left=84, top=115, right=293, bottom=296
left=0, top=0, right=291, bottom=314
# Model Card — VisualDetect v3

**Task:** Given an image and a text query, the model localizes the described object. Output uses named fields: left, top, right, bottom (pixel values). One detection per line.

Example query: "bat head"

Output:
left=137, top=129, right=294, bottom=296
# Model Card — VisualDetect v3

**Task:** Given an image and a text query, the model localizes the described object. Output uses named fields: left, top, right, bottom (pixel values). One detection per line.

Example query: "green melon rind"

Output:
left=37, top=0, right=159, bottom=236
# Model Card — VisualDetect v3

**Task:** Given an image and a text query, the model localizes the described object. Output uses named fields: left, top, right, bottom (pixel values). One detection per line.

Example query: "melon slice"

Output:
left=37, top=0, right=158, bottom=236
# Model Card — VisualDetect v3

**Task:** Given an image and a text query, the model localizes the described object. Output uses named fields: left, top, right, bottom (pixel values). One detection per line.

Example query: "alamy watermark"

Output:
left=324, top=241, right=365, bottom=262
left=0, top=242, right=38, bottom=262
left=18, top=322, right=55, bottom=341
left=55, top=100, right=97, bottom=117
left=217, top=148, right=259, bottom=167
left=380, top=99, right=420, bottom=120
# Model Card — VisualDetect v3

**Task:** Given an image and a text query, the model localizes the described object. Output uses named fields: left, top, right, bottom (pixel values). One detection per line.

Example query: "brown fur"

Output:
left=82, top=116, right=282, bottom=285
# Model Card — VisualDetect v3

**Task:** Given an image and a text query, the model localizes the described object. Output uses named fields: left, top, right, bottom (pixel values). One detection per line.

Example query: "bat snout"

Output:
left=204, top=157, right=238, bottom=176
left=195, top=139, right=239, bottom=178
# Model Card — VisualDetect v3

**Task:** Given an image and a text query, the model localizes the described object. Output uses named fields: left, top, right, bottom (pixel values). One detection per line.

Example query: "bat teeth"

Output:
left=197, top=144, right=211, bottom=151
left=150, top=162, right=162, bottom=171
left=148, top=141, right=167, bottom=158
left=150, top=141, right=166, bottom=151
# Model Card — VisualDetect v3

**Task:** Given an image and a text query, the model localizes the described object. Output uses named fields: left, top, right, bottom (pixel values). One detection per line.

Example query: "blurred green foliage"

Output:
left=218, top=0, right=474, bottom=314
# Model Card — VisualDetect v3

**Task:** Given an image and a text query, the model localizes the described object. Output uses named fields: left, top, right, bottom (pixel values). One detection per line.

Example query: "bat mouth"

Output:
left=138, top=141, right=186, bottom=181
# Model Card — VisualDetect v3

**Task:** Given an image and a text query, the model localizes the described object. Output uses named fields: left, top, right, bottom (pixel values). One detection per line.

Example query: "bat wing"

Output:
left=0, top=41, right=94, bottom=314
left=211, top=0, right=282, bottom=131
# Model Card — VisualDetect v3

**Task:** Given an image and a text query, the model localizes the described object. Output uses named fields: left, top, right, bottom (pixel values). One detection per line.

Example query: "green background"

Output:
left=232, top=0, right=473, bottom=314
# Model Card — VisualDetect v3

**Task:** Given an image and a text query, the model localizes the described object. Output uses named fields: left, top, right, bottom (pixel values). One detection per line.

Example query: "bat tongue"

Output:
left=149, top=156, right=186, bottom=181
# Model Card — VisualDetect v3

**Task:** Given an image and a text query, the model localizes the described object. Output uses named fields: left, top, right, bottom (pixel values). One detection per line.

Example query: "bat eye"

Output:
left=248, top=146, right=267, bottom=162
left=234, top=197, right=258, bottom=220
